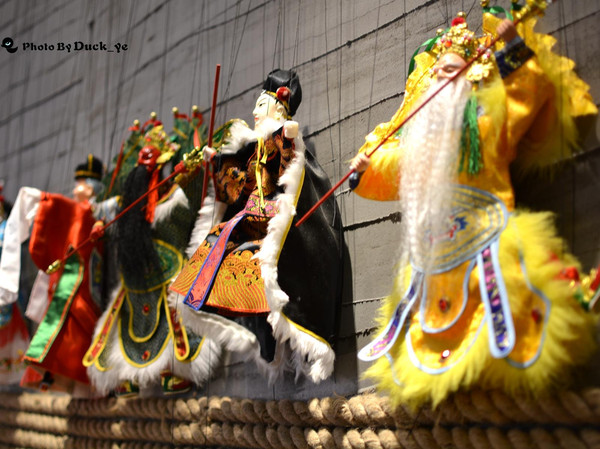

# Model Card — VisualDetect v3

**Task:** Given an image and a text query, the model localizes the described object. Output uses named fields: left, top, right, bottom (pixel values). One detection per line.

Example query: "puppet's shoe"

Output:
left=161, top=371, right=192, bottom=395
left=114, top=380, right=139, bottom=397
left=39, top=371, right=54, bottom=393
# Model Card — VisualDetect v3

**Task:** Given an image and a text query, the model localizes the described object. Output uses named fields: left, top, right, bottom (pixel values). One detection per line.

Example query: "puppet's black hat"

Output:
left=74, top=154, right=104, bottom=180
left=262, top=69, right=302, bottom=117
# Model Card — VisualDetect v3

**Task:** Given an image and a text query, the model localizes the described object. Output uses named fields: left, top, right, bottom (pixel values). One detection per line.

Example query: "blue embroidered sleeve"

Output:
left=495, top=37, right=535, bottom=79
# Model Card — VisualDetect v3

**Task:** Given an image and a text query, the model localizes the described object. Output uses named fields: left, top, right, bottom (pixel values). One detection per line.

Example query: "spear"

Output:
left=46, top=65, right=223, bottom=274
left=294, top=0, right=548, bottom=227
left=199, top=64, right=221, bottom=209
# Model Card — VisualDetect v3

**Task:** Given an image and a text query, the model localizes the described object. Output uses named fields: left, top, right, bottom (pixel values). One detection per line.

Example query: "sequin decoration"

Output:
left=438, top=297, right=450, bottom=313
left=358, top=271, right=424, bottom=361
left=440, top=349, right=451, bottom=362
left=481, top=247, right=510, bottom=352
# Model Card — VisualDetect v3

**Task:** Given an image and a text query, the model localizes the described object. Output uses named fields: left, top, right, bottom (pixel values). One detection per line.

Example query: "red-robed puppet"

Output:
left=0, top=155, right=113, bottom=395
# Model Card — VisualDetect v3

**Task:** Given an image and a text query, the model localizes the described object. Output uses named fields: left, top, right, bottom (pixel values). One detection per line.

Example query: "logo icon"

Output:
left=2, top=37, right=18, bottom=53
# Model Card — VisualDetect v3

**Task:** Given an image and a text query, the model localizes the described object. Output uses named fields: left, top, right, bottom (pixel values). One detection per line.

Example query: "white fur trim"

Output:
left=170, top=292, right=285, bottom=384
left=177, top=123, right=336, bottom=383
left=185, top=180, right=227, bottom=259
left=219, top=118, right=284, bottom=155
left=220, top=121, right=258, bottom=155
left=87, top=284, right=220, bottom=395
left=256, top=131, right=336, bottom=383
left=170, top=292, right=258, bottom=356
left=268, top=312, right=335, bottom=382
left=152, top=186, right=189, bottom=226
left=86, top=284, right=124, bottom=395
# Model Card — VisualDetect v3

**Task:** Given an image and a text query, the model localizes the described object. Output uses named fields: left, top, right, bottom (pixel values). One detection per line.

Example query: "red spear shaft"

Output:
left=199, top=64, right=221, bottom=209
left=46, top=164, right=186, bottom=274
left=47, top=65, right=224, bottom=274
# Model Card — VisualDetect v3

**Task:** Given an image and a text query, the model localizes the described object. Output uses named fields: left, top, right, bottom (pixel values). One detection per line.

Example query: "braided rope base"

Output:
left=0, top=388, right=599, bottom=449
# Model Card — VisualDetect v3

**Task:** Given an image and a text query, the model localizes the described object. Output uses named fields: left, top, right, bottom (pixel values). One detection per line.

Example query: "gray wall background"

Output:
left=0, top=0, right=599, bottom=399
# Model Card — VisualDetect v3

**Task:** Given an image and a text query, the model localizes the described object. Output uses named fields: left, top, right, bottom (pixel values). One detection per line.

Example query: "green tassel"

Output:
left=482, top=6, right=514, bottom=21
left=407, top=33, right=446, bottom=77
left=459, top=94, right=482, bottom=175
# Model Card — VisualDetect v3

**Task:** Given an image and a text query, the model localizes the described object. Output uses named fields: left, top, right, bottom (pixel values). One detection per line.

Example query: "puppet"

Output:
left=0, top=156, right=108, bottom=395
left=171, top=69, right=345, bottom=383
left=83, top=125, right=219, bottom=396
left=351, top=5, right=598, bottom=408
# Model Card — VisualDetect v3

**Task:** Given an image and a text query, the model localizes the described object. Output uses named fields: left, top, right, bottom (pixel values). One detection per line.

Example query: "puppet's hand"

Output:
left=349, top=152, right=370, bottom=190
left=350, top=152, right=370, bottom=173
left=203, top=146, right=216, bottom=163
left=497, top=19, right=518, bottom=43
left=283, top=121, right=299, bottom=139
left=90, top=221, right=105, bottom=241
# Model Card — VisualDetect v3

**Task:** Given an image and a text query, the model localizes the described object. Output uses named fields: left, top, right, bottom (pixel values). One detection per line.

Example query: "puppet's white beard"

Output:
left=398, top=76, right=471, bottom=272
left=254, top=116, right=285, bottom=136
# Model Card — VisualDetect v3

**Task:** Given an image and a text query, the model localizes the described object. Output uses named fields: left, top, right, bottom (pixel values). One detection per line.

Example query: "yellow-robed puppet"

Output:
left=351, top=4, right=598, bottom=409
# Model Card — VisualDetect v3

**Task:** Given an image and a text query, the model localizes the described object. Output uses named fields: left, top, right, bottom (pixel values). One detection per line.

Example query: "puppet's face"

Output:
left=137, top=146, right=161, bottom=172
left=72, top=179, right=94, bottom=203
left=253, top=92, right=286, bottom=129
left=434, top=52, right=467, bottom=81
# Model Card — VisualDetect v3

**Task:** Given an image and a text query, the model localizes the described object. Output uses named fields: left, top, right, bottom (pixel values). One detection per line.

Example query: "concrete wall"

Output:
left=1, top=0, right=599, bottom=399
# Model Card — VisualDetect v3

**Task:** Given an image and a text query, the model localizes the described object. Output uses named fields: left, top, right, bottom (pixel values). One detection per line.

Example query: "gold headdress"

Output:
left=140, top=125, right=179, bottom=167
left=433, top=12, right=496, bottom=83
left=435, top=13, right=478, bottom=61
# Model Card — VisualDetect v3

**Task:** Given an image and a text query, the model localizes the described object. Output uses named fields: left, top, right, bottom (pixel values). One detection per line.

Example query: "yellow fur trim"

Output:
left=475, top=76, right=507, bottom=144
left=364, top=211, right=597, bottom=410
left=513, top=17, right=597, bottom=174
left=283, top=313, right=331, bottom=347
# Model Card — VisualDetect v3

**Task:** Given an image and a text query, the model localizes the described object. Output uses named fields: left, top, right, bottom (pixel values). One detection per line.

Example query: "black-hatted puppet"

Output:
left=170, top=69, right=345, bottom=383
left=0, top=156, right=110, bottom=395
left=83, top=125, right=219, bottom=396
left=350, top=5, right=598, bottom=409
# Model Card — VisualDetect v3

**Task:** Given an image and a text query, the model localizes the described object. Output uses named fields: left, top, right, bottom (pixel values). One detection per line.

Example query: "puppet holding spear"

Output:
left=82, top=69, right=224, bottom=396
left=301, top=0, right=599, bottom=408
left=170, top=69, right=347, bottom=384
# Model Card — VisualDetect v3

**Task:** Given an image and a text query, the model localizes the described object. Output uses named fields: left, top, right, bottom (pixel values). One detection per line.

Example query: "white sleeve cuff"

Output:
left=0, top=187, right=42, bottom=305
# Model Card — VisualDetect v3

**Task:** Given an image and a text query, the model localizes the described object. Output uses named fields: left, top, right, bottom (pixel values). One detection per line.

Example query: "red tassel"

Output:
left=145, top=169, right=159, bottom=223
left=192, top=109, right=204, bottom=126
left=141, top=118, right=163, bottom=131
left=591, top=266, right=600, bottom=291
left=451, top=17, right=466, bottom=27
left=193, top=127, right=201, bottom=149
left=276, top=86, right=291, bottom=102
